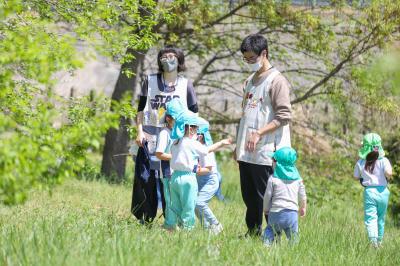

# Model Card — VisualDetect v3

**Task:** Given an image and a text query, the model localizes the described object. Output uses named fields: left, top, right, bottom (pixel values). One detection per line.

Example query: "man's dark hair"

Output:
left=240, top=34, right=269, bottom=58
left=157, top=46, right=186, bottom=72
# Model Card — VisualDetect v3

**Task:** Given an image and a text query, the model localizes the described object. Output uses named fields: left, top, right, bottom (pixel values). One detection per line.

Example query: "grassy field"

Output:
left=1, top=162, right=400, bottom=266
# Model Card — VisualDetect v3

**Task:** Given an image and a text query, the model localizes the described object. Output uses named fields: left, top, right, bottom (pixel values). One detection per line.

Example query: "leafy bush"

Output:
left=0, top=86, right=121, bottom=204
left=0, top=1, right=139, bottom=204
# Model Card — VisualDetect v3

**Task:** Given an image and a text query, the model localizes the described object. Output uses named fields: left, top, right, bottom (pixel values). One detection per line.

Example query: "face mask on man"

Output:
left=161, top=57, right=178, bottom=73
left=248, top=58, right=262, bottom=72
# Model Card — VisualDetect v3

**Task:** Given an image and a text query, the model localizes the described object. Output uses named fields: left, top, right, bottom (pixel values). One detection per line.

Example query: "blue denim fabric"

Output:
left=263, top=209, right=299, bottom=245
left=195, top=173, right=219, bottom=228
left=215, top=171, right=225, bottom=201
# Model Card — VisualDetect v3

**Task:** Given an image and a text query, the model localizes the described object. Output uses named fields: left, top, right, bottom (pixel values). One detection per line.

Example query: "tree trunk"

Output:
left=101, top=49, right=146, bottom=182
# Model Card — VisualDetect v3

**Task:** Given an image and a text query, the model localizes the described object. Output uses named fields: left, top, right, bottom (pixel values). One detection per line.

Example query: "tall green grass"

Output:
left=1, top=161, right=399, bottom=265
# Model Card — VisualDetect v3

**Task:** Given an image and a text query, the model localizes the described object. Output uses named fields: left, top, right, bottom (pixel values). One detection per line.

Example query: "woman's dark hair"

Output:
left=240, top=34, right=269, bottom=58
left=157, top=46, right=186, bottom=73
left=364, top=149, right=379, bottom=174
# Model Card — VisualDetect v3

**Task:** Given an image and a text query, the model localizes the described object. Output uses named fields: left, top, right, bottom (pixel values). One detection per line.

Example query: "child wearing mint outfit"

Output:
left=354, top=133, right=393, bottom=247
left=263, top=147, right=307, bottom=246
left=155, top=99, right=186, bottom=229
left=168, top=110, right=231, bottom=230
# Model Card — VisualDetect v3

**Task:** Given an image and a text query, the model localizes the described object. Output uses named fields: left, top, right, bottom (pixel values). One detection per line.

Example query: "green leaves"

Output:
left=350, top=50, right=400, bottom=116
left=0, top=1, right=159, bottom=204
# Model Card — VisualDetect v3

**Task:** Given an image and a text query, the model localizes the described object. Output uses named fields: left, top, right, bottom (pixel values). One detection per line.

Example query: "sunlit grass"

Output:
left=1, top=162, right=399, bottom=265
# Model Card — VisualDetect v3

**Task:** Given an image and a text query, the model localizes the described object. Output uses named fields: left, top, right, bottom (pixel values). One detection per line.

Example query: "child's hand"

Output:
left=221, top=138, right=232, bottom=146
left=300, top=207, right=306, bottom=217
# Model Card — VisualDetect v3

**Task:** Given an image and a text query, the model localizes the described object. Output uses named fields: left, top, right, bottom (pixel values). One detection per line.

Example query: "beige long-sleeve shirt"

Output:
left=268, top=73, right=292, bottom=127
left=242, top=68, right=292, bottom=127
left=263, top=176, right=307, bottom=213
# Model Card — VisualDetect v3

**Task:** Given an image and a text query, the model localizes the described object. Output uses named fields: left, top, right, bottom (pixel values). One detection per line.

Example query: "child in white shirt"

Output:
left=354, top=133, right=392, bottom=247
left=168, top=112, right=231, bottom=230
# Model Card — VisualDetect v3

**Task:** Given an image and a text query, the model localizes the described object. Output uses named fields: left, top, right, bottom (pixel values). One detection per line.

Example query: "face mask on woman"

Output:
left=161, top=57, right=178, bottom=73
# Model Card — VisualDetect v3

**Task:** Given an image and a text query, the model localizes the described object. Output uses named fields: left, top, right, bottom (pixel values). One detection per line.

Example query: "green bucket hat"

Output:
left=358, top=133, right=385, bottom=160
left=269, top=147, right=301, bottom=181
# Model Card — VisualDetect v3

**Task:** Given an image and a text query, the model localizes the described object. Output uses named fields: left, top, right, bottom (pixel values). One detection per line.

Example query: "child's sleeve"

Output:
left=191, top=140, right=209, bottom=156
left=353, top=161, right=361, bottom=179
left=200, top=152, right=216, bottom=168
left=383, top=158, right=393, bottom=176
left=156, top=130, right=168, bottom=153
left=298, top=180, right=307, bottom=208
left=263, top=178, right=273, bottom=213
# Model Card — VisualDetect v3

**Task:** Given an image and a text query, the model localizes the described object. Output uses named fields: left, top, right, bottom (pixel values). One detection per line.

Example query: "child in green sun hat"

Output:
left=262, top=147, right=307, bottom=246
left=354, top=133, right=393, bottom=248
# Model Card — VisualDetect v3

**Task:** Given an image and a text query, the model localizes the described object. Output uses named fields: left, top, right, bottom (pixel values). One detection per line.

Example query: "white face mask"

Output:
left=249, top=59, right=262, bottom=72
left=189, top=127, right=198, bottom=139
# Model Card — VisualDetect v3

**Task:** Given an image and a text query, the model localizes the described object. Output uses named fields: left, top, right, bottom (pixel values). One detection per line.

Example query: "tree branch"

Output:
left=291, top=26, right=380, bottom=105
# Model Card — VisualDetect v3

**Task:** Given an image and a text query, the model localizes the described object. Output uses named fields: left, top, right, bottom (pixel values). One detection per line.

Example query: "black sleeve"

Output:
left=186, top=80, right=198, bottom=113
left=188, top=103, right=198, bottom=113
left=137, top=76, right=148, bottom=111
left=139, top=76, right=148, bottom=96
left=137, top=96, right=147, bottom=112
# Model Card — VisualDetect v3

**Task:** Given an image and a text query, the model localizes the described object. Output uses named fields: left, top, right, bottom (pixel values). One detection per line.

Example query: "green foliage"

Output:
left=0, top=1, right=147, bottom=204
left=112, top=93, right=137, bottom=139
left=0, top=86, right=118, bottom=204
left=26, top=0, right=172, bottom=63
left=350, top=51, right=400, bottom=116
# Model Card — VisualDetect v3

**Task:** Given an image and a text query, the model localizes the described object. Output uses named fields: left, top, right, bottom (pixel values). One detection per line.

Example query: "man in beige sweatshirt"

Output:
left=235, top=34, right=292, bottom=237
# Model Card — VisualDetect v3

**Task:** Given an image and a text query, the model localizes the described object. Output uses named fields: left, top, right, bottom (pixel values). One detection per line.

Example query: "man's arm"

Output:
left=299, top=181, right=307, bottom=217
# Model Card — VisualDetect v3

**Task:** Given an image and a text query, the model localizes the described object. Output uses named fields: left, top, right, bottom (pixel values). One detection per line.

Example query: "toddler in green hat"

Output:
left=262, top=147, right=307, bottom=246
left=354, top=133, right=393, bottom=248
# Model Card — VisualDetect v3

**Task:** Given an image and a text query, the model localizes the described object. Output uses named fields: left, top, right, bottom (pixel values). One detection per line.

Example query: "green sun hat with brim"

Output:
left=358, top=133, right=385, bottom=160
left=268, top=147, right=301, bottom=181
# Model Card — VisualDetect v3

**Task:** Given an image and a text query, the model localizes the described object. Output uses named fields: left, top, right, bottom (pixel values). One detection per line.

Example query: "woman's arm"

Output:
left=135, top=78, right=148, bottom=147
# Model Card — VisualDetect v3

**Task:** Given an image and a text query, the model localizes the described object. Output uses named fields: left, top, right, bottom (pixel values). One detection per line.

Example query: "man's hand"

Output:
left=233, top=148, right=237, bottom=162
left=135, top=131, right=145, bottom=147
left=300, top=207, right=306, bottom=217
left=246, top=131, right=261, bottom=152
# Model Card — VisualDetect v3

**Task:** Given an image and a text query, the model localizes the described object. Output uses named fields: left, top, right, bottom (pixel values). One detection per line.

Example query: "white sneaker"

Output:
left=209, top=223, right=223, bottom=235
